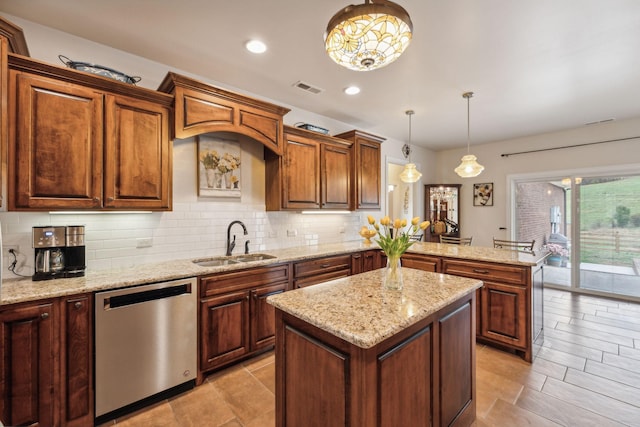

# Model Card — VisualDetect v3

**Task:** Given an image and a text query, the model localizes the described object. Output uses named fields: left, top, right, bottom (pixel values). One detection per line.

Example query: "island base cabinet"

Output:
left=274, top=294, right=476, bottom=427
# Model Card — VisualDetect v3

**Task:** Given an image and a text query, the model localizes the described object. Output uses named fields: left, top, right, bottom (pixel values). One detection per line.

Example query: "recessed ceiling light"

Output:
left=245, top=40, right=267, bottom=54
left=344, top=86, right=360, bottom=95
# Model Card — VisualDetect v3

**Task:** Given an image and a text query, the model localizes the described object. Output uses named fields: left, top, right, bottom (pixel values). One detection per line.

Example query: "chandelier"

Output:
left=324, top=0, right=413, bottom=71
left=454, top=92, right=484, bottom=178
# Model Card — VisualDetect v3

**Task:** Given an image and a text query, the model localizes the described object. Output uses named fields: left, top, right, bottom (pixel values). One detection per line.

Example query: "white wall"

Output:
left=0, top=15, right=436, bottom=279
left=435, top=118, right=640, bottom=247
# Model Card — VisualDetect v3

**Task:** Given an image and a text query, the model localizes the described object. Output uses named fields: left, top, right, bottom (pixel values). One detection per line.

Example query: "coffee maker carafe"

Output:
left=33, top=226, right=66, bottom=281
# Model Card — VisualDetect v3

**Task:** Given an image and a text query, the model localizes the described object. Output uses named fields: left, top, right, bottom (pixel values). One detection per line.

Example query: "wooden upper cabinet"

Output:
left=0, top=37, right=9, bottom=209
left=334, top=130, right=384, bottom=210
left=9, top=71, right=104, bottom=210
left=322, top=143, right=351, bottom=209
left=158, top=72, right=290, bottom=155
left=104, top=94, right=171, bottom=209
left=267, top=126, right=352, bottom=211
left=282, top=132, right=321, bottom=209
left=7, top=54, right=173, bottom=211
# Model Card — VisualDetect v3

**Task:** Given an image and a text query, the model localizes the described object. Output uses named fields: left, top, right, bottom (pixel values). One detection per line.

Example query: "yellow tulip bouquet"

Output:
left=365, top=215, right=430, bottom=257
left=363, top=215, right=430, bottom=289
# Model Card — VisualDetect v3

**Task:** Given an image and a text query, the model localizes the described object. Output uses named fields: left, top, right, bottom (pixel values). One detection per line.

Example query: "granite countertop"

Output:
left=267, top=268, right=483, bottom=349
left=0, top=240, right=545, bottom=307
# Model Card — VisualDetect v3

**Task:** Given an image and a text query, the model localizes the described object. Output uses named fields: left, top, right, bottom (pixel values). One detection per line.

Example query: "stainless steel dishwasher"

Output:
left=94, top=277, right=197, bottom=422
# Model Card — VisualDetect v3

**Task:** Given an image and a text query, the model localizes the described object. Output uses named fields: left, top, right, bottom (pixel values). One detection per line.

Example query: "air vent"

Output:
left=293, top=81, right=324, bottom=94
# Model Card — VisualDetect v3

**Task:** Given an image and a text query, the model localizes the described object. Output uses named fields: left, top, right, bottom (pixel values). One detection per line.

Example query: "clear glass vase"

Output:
left=384, top=255, right=403, bottom=290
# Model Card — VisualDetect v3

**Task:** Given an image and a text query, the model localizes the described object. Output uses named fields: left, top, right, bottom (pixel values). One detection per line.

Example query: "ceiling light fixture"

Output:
left=324, top=0, right=413, bottom=72
left=399, top=110, right=422, bottom=183
left=245, top=40, right=267, bottom=54
left=344, top=86, right=361, bottom=95
left=454, top=92, right=484, bottom=178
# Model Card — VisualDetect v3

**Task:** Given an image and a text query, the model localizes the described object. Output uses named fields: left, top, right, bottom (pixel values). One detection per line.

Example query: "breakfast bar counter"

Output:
left=267, top=268, right=483, bottom=427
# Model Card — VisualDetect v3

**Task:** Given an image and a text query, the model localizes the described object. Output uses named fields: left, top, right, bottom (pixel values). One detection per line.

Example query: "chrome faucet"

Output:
left=226, top=220, right=248, bottom=256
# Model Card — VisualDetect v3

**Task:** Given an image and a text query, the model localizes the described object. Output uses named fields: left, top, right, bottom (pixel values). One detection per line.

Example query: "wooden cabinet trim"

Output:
left=158, top=72, right=289, bottom=154
left=442, top=258, right=528, bottom=286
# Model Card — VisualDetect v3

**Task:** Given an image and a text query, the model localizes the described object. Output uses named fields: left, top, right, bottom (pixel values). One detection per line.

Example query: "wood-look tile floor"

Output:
left=105, top=288, right=640, bottom=426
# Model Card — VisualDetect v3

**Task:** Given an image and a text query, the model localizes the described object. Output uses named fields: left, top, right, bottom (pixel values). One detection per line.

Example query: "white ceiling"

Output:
left=2, top=0, right=640, bottom=150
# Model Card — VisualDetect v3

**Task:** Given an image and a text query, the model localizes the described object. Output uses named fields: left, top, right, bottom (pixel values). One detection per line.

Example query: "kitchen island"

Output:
left=267, top=268, right=483, bottom=427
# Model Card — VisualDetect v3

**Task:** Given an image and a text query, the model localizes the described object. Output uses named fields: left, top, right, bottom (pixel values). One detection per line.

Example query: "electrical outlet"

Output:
left=3, top=245, right=19, bottom=257
left=136, top=237, right=153, bottom=248
left=287, top=229, right=297, bottom=237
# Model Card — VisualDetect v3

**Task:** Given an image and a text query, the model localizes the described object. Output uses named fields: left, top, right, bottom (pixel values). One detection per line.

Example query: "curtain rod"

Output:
left=500, top=135, right=640, bottom=158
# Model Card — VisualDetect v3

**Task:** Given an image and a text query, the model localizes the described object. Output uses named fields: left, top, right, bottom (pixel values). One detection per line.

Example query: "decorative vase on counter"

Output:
left=362, top=215, right=430, bottom=291
left=384, top=255, right=403, bottom=290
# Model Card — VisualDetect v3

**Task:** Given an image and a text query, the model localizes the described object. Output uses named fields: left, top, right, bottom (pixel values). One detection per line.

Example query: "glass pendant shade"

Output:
left=455, top=91, right=484, bottom=178
left=324, top=0, right=413, bottom=71
left=400, top=163, right=422, bottom=183
left=454, top=155, right=484, bottom=178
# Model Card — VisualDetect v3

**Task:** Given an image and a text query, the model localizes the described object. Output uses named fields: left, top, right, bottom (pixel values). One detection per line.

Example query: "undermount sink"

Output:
left=192, top=253, right=276, bottom=267
left=192, top=257, right=240, bottom=267
left=232, top=253, right=277, bottom=262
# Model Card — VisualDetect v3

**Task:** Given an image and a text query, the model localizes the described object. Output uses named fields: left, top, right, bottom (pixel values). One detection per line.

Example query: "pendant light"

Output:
left=400, top=110, right=422, bottom=183
left=324, top=0, right=413, bottom=72
left=454, top=92, right=484, bottom=178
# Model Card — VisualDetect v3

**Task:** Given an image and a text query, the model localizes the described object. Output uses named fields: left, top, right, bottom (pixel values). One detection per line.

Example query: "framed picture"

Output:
left=473, top=182, right=493, bottom=206
left=197, top=135, right=241, bottom=198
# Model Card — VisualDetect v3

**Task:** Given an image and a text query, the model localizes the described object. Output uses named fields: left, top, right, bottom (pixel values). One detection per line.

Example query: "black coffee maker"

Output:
left=33, top=225, right=86, bottom=281
left=63, top=226, right=86, bottom=278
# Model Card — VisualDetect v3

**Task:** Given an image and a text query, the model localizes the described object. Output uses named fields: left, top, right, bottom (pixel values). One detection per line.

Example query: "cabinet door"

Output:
left=481, top=281, right=527, bottom=349
left=355, top=137, right=381, bottom=209
left=200, top=290, right=250, bottom=371
left=61, top=295, right=93, bottom=427
left=0, top=301, right=58, bottom=427
left=0, top=37, right=7, bottom=208
left=283, top=134, right=320, bottom=209
left=251, top=282, right=286, bottom=351
left=322, top=143, right=351, bottom=209
left=104, top=94, right=171, bottom=209
left=9, top=71, right=103, bottom=209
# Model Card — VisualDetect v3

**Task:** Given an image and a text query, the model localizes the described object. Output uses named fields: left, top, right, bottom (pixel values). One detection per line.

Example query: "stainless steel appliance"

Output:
left=63, top=225, right=86, bottom=277
left=94, top=278, right=197, bottom=423
left=33, top=226, right=66, bottom=281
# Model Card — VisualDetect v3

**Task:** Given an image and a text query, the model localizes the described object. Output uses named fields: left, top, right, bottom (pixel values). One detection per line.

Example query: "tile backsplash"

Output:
left=0, top=203, right=366, bottom=279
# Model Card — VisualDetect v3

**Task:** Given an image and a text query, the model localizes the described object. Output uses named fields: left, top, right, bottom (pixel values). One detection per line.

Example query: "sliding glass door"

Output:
left=514, top=173, right=640, bottom=301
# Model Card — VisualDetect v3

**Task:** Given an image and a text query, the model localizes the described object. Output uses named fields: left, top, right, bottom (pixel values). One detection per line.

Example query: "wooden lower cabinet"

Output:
left=0, top=300, right=58, bottom=427
left=60, top=295, right=93, bottom=426
left=442, top=257, right=543, bottom=362
left=0, top=295, right=93, bottom=427
left=199, top=264, right=289, bottom=375
left=351, top=249, right=382, bottom=274
left=274, top=292, right=475, bottom=426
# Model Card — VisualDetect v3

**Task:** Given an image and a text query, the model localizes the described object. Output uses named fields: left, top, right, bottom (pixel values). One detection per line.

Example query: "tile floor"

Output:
left=104, top=288, right=640, bottom=426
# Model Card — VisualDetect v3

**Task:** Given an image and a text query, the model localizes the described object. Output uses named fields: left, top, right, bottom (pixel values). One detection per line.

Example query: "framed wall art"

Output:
left=473, top=182, right=493, bottom=206
left=197, top=135, right=241, bottom=198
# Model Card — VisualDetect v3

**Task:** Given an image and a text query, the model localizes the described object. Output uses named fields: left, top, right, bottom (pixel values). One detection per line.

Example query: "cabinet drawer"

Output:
left=293, top=254, right=352, bottom=279
left=200, top=264, right=290, bottom=297
left=442, top=259, right=527, bottom=286
left=401, top=253, right=440, bottom=272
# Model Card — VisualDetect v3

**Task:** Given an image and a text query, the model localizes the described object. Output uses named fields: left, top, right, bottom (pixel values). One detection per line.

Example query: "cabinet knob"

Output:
left=74, top=301, right=83, bottom=309
left=108, top=197, right=114, bottom=202
left=41, top=312, right=49, bottom=319
left=93, top=197, right=101, bottom=204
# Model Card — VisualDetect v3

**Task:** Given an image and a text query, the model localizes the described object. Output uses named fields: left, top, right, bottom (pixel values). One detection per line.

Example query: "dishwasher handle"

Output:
left=104, top=283, right=192, bottom=310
